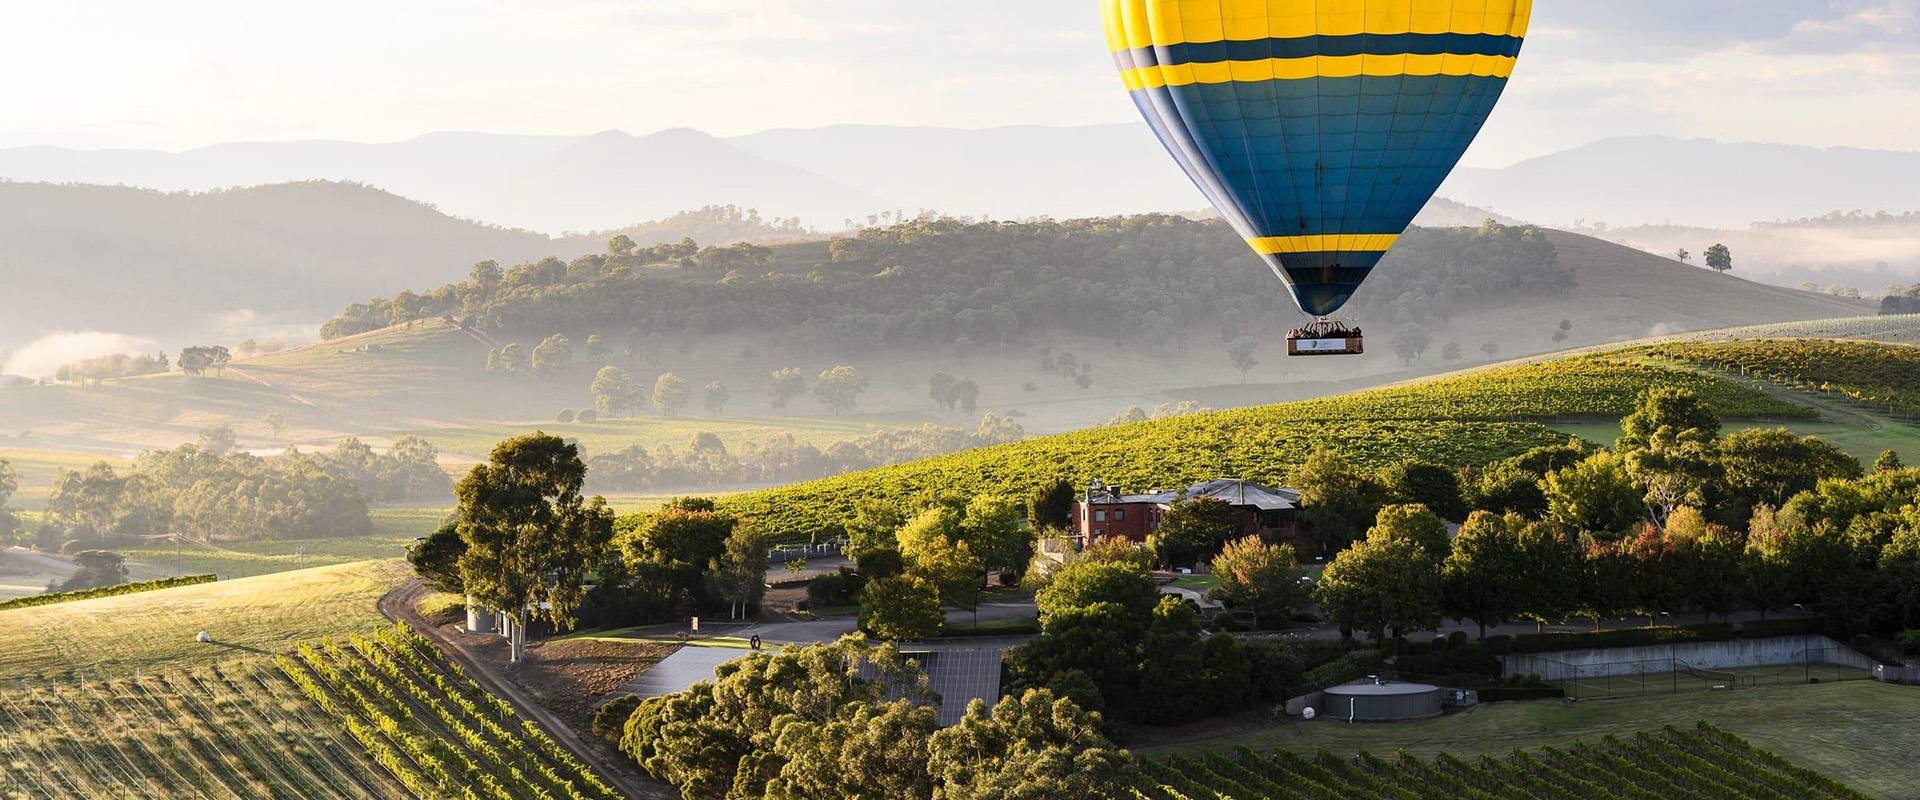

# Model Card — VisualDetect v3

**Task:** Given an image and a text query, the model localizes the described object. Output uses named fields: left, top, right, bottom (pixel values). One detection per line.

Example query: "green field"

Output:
left=0, top=560, right=405, bottom=677
left=1155, top=681, right=1920, bottom=799
left=1140, top=723, right=1870, bottom=800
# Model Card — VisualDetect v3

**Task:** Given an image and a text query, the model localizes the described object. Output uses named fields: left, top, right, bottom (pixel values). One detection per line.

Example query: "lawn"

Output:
left=0, top=560, right=406, bottom=678
left=1152, top=680, right=1920, bottom=800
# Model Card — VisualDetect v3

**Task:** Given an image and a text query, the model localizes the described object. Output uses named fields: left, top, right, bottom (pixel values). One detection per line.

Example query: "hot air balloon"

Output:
left=1102, top=0, right=1532, bottom=356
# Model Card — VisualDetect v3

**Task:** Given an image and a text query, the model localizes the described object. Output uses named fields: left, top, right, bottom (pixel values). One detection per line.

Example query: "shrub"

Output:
left=1211, top=611, right=1236, bottom=632
left=1897, top=630, right=1920, bottom=655
left=803, top=568, right=864, bottom=609
left=1483, top=635, right=1513, bottom=655
left=593, top=695, right=643, bottom=744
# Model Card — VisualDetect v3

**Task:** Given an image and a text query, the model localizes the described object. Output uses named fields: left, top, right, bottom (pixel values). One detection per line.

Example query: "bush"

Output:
left=1897, top=630, right=1920, bottom=655
left=1298, top=649, right=1386, bottom=692
left=803, top=568, right=864, bottom=609
left=593, top=695, right=643, bottom=744
left=558, top=409, right=576, bottom=423
left=1211, top=611, right=1236, bottom=632
left=1448, top=630, right=1470, bottom=649
left=578, top=409, right=599, bottom=423
left=1483, top=635, right=1513, bottom=655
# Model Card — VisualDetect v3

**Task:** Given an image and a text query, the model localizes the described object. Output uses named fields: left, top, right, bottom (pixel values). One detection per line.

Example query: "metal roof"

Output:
left=1088, top=478, right=1300, bottom=511
left=614, top=644, right=1004, bottom=728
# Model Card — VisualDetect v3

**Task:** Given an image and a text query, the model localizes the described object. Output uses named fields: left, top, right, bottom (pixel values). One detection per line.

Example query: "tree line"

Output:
left=18, top=427, right=450, bottom=549
left=320, top=215, right=1572, bottom=352
left=583, top=416, right=1026, bottom=492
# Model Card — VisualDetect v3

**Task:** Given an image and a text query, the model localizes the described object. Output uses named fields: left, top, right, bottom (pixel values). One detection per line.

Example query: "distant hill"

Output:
left=0, top=181, right=554, bottom=346
left=1441, top=136, right=1920, bottom=229
left=1589, top=211, right=1920, bottom=293
left=0, top=125, right=1511, bottom=233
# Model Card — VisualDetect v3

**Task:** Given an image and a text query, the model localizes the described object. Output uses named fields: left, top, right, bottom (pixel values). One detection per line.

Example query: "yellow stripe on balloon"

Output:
left=1121, top=54, right=1516, bottom=90
left=1247, top=234, right=1402, bottom=255
left=1114, top=0, right=1534, bottom=49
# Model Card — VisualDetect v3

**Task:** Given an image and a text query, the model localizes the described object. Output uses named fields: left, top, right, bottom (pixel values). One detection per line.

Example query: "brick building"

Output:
left=1072, top=478, right=1308, bottom=553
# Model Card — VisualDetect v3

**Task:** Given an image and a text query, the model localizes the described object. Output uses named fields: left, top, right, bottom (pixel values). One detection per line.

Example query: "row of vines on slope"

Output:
left=691, top=356, right=1805, bottom=538
left=278, top=624, right=620, bottom=800
left=1133, top=723, right=1867, bottom=800
left=1652, top=339, right=1920, bottom=416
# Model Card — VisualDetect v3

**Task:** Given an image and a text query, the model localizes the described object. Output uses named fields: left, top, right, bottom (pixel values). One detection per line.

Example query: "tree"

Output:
left=762, top=699, right=938, bottom=800
left=1366, top=504, right=1451, bottom=562
left=1442, top=512, right=1530, bottom=638
left=1315, top=535, right=1442, bottom=641
left=1876, top=450, right=1905, bottom=474
left=1704, top=243, right=1733, bottom=274
left=60, top=550, right=128, bottom=591
left=1027, top=478, right=1076, bottom=530
left=1389, top=324, right=1431, bottom=364
left=1664, top=507, right=1743, bottom=622
left=198, top=423, right=237, bottom=456
left=958, top=494, right=1032, bottom=584
left=813, top=366, right=870, bottom=413
left=702, top=381, right=731, bottom=415
left=1379, top=460, right=1467, bottom=521
left=1716, top=428, right=1859, bottom=513
left=926, top=689, right=1132, bottom=800
left=493, top=342, right=526, bottom=374
left=653, top=372, right=690, bottom=417
left=407, top=522, right=467, bottom=594
left=1480, top=342, right=1500, bottom=361
left=1226, top=337, right=1259, bottom=382
left=584, top=334, right=613, bottom=364
left=1441, top=341, right=1462, bottom=363
left=769, top=367, right=808, bottom=410
left=928, top=372, right=958, bottom=410
left=531, top=334, right=572, bottom=374
left=912, top=534, right=981, bottom=618
left=590, top=366, right=641, bottom=417
left=1545, top=452, right=1644, bottom=536
left=1516, top=519, right=1581, bottom=631
left=953, top=379, right=980, bottom=413
left=1148, top=496, right=1241, bottom=568
left=1209, top=536, right=1308, bottom=627
left=261, top=411, right=287, bottom=440
left=859, top=576, right=943, bottom=641
left=1289, top=448, right=1386, bottom=556
left=454, top=433, right=614, bottom=662
left=177, top=345, right=231, bottom=377
left=709, top=523, right=769, bottom=620
left=1617, top=387, right=1721, bottom=452
left=1675, top=248, right=1691, bottom=264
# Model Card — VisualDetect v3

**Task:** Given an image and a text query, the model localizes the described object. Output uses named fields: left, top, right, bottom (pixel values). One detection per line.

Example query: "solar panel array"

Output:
left=614, top=644, right=1005, bottom=727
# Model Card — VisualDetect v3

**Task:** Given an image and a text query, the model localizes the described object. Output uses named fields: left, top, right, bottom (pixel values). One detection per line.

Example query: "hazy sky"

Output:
left=2, top=1, right=1915, bottom=165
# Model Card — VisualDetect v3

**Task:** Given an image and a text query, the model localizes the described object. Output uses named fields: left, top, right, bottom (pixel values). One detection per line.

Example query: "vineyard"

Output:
left=279, top=624, right=621, bottom=800
left=699, top=356, right=1808, bottom=538
left=0, top=656, right=411, bottom=799
left=1135, top=723, right=1868, bottom=800
left=1652, top=339, right=1920, bottom=416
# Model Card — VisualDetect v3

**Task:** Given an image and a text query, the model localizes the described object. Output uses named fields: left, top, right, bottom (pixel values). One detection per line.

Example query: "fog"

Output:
left=4, top=331, right=160, bottom=378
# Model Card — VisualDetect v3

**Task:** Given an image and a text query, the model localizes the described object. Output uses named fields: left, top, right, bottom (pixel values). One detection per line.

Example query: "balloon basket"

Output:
left=1287, top=320, right=1365, bottom=357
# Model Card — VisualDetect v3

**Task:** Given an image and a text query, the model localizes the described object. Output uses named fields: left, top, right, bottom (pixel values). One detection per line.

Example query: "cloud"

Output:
left=5, top=331, right=161, bottom=378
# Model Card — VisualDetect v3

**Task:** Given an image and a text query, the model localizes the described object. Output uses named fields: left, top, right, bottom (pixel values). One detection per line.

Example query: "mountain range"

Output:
left=3, top=128, right=1918, bottom=234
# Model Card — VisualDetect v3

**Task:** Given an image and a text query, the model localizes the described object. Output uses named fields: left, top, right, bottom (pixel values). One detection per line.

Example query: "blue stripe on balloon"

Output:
left=1128, top=33, right=1522, bottom=68
left=1126, top=71, right=1513, bottom=316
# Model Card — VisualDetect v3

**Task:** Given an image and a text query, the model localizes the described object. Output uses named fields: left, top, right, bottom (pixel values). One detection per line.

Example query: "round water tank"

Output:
left=1321, top=682, right=1443, bottom=722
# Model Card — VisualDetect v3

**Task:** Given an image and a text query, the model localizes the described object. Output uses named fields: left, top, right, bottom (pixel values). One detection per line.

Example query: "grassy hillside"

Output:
left=0, top=560, right=404, bottom=677
left=698, top=356, right=1806, bottom=538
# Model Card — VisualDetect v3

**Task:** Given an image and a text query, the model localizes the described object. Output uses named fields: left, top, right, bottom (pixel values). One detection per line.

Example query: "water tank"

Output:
left=1321, top=682, right=1444, bottom=722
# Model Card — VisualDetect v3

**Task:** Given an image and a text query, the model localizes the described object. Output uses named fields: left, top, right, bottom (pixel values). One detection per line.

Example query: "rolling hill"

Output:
left=0, top=219, right=1875, bottom=468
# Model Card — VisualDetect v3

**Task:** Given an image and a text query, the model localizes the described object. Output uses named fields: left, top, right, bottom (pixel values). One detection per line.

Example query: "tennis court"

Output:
left=1557, top=662, right=1873, bottom=699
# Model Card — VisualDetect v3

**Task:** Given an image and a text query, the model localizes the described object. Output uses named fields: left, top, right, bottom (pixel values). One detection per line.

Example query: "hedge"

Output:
left=1509, top=618, right=1825, bottom=654
left=0, top=574, right=217, bottom=612
left=1478, top=686, right=1565, bottom=702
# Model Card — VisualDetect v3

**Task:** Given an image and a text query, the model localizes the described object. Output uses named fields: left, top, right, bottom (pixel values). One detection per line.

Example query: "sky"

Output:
left=0, top=1, right=1916, bottom=166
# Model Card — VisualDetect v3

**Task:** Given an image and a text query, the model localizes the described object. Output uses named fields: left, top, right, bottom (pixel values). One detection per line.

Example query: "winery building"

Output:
left=1073, top=478, right=1308, bottom=552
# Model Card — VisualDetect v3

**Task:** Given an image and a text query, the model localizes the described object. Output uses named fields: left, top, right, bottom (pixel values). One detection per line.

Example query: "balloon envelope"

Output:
left=1103, top=0, right=1532, bottom=316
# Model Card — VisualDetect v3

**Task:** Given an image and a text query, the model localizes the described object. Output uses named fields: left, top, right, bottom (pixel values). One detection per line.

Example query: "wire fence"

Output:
left=1512, top=647, right=1874, bottom=700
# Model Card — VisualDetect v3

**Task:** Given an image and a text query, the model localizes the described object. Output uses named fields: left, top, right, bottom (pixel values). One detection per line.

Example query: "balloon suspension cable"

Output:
left=1291, top=317, right=1361, bottom=339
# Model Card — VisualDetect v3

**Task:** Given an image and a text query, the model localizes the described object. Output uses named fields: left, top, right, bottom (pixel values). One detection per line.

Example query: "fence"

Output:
left=1509, top=645, right=1872, bottom=700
